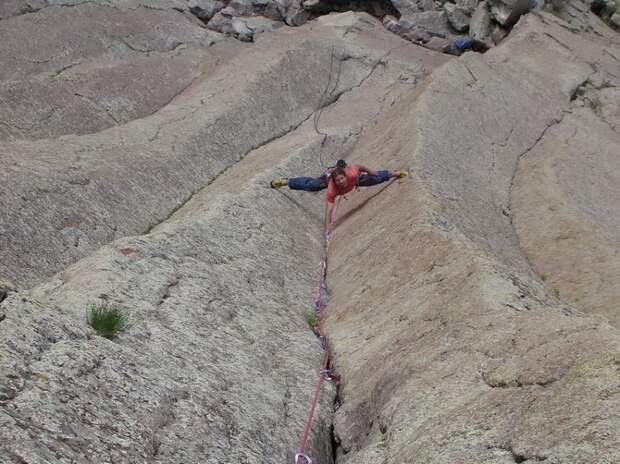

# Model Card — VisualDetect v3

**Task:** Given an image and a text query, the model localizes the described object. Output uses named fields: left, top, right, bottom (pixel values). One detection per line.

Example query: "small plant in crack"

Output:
left=306, top=311, right=318, bottom=328
left=87, top=301, right=129, bottom=340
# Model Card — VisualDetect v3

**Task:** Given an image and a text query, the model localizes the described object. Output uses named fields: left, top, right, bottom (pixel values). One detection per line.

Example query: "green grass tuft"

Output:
left=87, top=302, right=129, bottom=339
left=306, top=311, right=318, bottom=328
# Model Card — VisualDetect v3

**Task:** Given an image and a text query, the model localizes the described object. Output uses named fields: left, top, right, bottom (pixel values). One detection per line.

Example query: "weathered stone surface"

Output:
left=390, top=0, right=422, bottom=14
left=229, top=0, right=256, bottom=14
left=0, top=3, right=221, bottom=142
left=457, top=0, right=479, bottom=13
left=188, top=0, right=225, bottom=20
left=512, top=101, right=620, bottom=328
left=490, top=21, right=509, bottom=42
left=400, top=10, right=455, bottom=38
left=0, top=12, right=448, bottom=463
left=1, top=3, right=620, bottom=464
left=418, top=0, right=439, bottom=10
left=488, top=0, right=534, bottom=26
left=284, top=0, right=310, bottom=25
left=208, top=11, right=256, bottom=40
left=470, top=0, right=493, bottom=41
left=444, top=2, right=471, bottom=30
left=324, top=9, right=620, bottom=464
left=611, top=12, right=620, bottom=28
left=597, top=86, right=620, bottom=132
left=241, top=15, right=285, bottom=32
left=425, top=35, right=453, bottom=50
left=263, top=0, right=287, bottom=20
left=0, top=0, right=45, bottom=19
left=382, top=14, right=403, bottom=33
left=2, top=12, right=435, bottom=289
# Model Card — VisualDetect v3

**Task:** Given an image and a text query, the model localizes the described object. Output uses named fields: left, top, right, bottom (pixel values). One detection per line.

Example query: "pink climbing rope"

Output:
left=294, top=201, right=340, bottom=464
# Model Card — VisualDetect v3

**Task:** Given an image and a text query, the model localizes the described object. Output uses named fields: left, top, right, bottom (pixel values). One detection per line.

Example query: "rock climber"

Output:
left=270, top=160, right=408, bottom=236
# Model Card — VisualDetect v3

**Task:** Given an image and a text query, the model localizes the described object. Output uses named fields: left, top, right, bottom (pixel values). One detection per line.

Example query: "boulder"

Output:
left=444, top=2, right=471, bottom=31
left=399, top=10, right=455, bottom=38
left=240, top=15, right=284, bottom=32
left=469, top=0, right=492, bottom=41
left=457, top=0, right=479, bottom=13
left=417, top=0, right=439, bottom=10
left=488, top=0, right=535, bottom=26
left=207, top=7, right=256, bottom=39
left=206, top=10, right=234, bottom=32
left=187, top=0, right=225, bottom=20
left=284, top=0, right=311, bottom=26
left=424, top=35, right=454, bottom=51
left=382, top=14, right=404, bottom=34
left=231, top=17, right=255, bottom=41
left=228, top=0, right=256, bottom=15
left=390, top=0, right=422, bottom=15
left=263, top=0, right=287, bottom=20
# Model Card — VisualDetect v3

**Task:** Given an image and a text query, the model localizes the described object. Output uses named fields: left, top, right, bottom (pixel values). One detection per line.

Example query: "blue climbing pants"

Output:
left=287, top=175, right=329, bottom=192
left=356, top=170, right=392, bottom=187
left=287, top=170, right=391, bottom=191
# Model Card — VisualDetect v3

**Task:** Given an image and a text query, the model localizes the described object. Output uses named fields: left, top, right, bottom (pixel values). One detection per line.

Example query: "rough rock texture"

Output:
left=444, top=2, right=471, bottom=30
left=512, top=86, right=620, bottom=328
left=0, top=0, right=46, bottom=19
left=470, top=0, right=493, bottom=41
left=0, top=3, right=221, bottom=141
left=457, top=0, right=479, bottom=14
left=390, top=0, right=426, bottom=15
left=488, top=0, right=534, bottom=26
left=1, top=3, right=620, bottom=464
left=399, top=10, right=456, bottom=40
left=323, top=8, right=620, bottom=464
left=188, top=0, right=226, bottom=20
left=0, top=12, right=449, bottom=463
left=1, top=11, right=433, bottom=288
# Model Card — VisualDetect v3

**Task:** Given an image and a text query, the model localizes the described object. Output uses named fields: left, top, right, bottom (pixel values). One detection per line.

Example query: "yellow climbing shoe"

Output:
left=394, top=170, right=408, bottom=178
left=270, top=177, right=286, bottom=189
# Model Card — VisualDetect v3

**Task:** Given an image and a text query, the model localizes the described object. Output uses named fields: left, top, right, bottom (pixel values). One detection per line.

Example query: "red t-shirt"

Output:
left=326, top=165, right=360, bottom=203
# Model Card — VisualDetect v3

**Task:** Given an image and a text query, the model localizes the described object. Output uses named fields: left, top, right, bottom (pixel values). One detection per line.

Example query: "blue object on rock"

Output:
left=454, top=37, right=473, bottom=50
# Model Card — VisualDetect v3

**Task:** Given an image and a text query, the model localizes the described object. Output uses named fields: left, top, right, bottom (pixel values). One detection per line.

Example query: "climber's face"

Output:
left=334, top=172, right=347, bottom=189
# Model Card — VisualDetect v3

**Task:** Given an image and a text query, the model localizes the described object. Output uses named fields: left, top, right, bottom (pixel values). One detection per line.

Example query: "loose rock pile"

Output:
left=188, top=0, right=533, bottom=50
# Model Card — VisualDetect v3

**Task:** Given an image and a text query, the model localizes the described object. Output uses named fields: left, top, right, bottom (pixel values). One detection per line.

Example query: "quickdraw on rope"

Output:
left=293, top=201, right=341, bottom=464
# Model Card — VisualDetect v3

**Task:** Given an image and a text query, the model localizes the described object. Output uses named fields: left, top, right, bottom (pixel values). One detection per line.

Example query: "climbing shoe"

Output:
left=270, top=177, right=286, bottom=189
left=394, top=170, right=409, bottom=178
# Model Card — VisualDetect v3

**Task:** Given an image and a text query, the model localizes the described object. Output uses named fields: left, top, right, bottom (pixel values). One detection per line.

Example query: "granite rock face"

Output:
left=0, top=12, right=449, bottom=464
left=0, top=3, right=221, bottom=142
left=0, top=8, right=435, bottom=288
left=1, top=4, right=620, bottom=464
left=512, top=84, right=620, bottom=328
left=322, top=7, right=620, bottom=464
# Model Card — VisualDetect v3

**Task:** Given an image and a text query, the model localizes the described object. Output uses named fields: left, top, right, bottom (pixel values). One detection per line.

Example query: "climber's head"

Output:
left=332, top=160, right=348, bottom=189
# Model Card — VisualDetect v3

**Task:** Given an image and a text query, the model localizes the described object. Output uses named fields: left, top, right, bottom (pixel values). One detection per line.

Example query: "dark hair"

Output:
left=336, top=159, right=347, bottom=169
